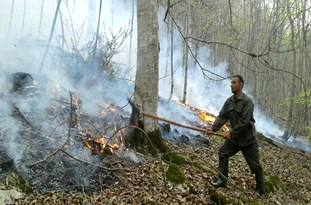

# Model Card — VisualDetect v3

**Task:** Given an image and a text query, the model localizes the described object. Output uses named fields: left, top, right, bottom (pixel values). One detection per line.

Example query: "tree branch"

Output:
left=185, top=36, right=269, bottom=58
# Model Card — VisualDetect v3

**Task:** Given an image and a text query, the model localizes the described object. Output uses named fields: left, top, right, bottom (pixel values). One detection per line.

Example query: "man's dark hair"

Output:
left=231, top=75, right=244, bottom=85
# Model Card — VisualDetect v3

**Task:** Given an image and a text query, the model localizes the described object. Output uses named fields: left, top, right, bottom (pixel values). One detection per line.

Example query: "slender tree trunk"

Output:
left=38, top=0, right=62, bottom=72
left=182, top=3, right=190, bottom=104
left=301, top=0, right=309, bottom=126
left=169, top=17, right=174, bottom=100
left=38, top=0, right=45, bottom=38
left=87, top=0, right=97, bottom=37
left=7, top=0, right=15, bottom=37
left=164, top=18, right=170, bottom=76
left=284, top=0, right=297, bottom=140
left=111, top=0, right=114, bottom=27
left=21, top=0, right=27, bottom=39
left=128, top=0, right=135, bottom=69
left=59, top=10, right=65, bottom=49
left=90, top=0, right=103, bottom=70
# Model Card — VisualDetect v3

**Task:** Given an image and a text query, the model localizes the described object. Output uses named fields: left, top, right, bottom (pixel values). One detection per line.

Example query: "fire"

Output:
left=80, top=129, right=119, bottom=156
left=198, top=111, right=216, bottom=124
left=198, top=111, right=229, bottom=132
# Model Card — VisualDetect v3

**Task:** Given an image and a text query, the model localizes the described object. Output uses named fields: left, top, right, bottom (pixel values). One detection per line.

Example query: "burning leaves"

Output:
left=198, top=111, right=229, bottom=133
left=198, top=111, right=216, bottom=124
left=79, top=129, right=119, bottom=156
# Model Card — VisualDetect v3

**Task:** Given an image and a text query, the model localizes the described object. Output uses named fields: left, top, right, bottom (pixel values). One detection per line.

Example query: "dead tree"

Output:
left=7, top=0, right=15, bottom=37
left=38, top=0, right=45, bottom=37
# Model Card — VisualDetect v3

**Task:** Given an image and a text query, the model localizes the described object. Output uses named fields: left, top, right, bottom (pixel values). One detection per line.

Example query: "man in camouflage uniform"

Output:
left=207, top=75, right=266, bottom=195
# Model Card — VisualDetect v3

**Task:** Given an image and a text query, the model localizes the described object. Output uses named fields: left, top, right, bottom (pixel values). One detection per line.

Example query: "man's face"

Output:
left=231, top=77, right=243, bottom=94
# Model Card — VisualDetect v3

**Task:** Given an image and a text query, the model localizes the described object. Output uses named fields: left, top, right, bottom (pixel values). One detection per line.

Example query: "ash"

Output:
left=0, top=75, right=134, bottom=192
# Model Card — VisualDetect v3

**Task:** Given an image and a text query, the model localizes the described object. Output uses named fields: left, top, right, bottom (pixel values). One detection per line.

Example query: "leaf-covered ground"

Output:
left=12, top=135, right=311, bottom=205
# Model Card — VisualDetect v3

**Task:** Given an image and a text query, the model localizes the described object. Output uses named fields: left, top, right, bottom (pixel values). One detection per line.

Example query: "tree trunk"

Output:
left=21, top=0, right=27, bottom=39
left=38, top=0, right=45, bottom=38
left=169, top=17, right=174, bottom=100
left=128, top=0, right=135, bottom=69
left=91, top=0, right=103, bottom=68
left=87, top=0, right=97, bottom=37
left=7, top=0, right=15, bottom=37
left=284, top=0, right=297, bottom=140
left=130, top=0, right=169, bottom=154
left=38, top=0, right=62, bottom=72
left=134, top=0, right=159, bottom=131
left=182, top=2, right=190, bottom=104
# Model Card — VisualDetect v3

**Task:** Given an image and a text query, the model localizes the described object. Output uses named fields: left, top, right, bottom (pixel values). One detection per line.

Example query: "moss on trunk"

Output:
left=125, top=120, right=170, bottom=155
left=147, top=128, right=170, bottom=154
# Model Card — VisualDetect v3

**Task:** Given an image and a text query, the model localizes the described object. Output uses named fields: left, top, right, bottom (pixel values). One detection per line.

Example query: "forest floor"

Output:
left=9, top=132, right=311, bottom=205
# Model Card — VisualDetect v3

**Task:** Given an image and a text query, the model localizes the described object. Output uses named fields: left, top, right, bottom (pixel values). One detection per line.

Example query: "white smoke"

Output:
left=0, top=0, right=309, bottom=169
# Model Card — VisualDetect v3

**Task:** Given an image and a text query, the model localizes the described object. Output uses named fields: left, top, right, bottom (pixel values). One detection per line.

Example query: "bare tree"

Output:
left=169, top=17, right=174, bottom=100
left=7, top=0, right=15, bottom=37
left=38, top=0, right=45, bottom=38
left=87, top=0, right=97, bottom=37
left=39, top=0, right=62, bottom=72
left=21, top=0, right=27, bottom=39
left=128, top=0, right=135, bottom=69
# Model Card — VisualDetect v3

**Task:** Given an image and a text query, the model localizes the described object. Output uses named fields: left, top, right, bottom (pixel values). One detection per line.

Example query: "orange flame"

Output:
left=80, top=129, right=119, bottom=156
left=198, top=111, right=216, bottom=123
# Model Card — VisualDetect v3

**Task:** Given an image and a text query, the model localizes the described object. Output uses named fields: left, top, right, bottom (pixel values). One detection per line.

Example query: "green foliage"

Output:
left=203, top=21, right=213, bottom=33
left=148, top=128, right=170, bottom=154
left=166, top=163, right=186, bottom=184
left=235, top=194, right=262, bottom=205
left=162, top=153, right=186, bottom=165
left=5, top=173, right=32, bottom=193
left=265, top=175, right=282, bottom=193
left=209, top=190, right=228, bottom=205
left=193, top=160, right=215, bottom=175
left=126, top=124, right=170, bottom=155
left=282, top=90, right=311, bottom=106
left=304, top=127, right=311, bottom=143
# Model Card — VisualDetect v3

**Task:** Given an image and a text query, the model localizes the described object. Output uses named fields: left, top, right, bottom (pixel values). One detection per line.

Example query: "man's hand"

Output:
left=205, top=128, right=215, bottom=135
left=224, top=131, right=231, bottom=139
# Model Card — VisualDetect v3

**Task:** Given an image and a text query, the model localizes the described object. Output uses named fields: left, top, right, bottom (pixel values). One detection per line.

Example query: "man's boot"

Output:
left=211, top=178, right=227, bottom=188
left=255, top=172, right=266, bottom=195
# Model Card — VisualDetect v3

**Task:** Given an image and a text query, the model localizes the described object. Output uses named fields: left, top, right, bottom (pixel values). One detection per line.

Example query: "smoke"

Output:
left=156, top=7, right=311, bottom=152
left=0, top=0, right=309, bottom=177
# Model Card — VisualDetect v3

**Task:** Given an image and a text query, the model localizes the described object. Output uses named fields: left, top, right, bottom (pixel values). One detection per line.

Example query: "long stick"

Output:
left=142, top=112, right=224, bottom=137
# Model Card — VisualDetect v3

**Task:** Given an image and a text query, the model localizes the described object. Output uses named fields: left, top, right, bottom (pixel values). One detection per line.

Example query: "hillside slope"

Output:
left=15, top=133, right=311, bottom=205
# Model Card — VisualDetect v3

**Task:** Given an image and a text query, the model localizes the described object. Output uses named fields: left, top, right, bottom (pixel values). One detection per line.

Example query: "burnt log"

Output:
left=0, top=149, right=14, bottom=172
left=10, top=72, right=34, bottom=94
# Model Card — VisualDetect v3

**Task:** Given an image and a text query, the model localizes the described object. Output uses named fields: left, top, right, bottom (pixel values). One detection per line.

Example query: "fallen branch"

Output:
left=142, top=112, right=224, bottom=138
left=60, top=149, right=132, bottom=172
left=11, top=104, right=38, bottom=131
left=185, top=36, right=269, bottom=58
